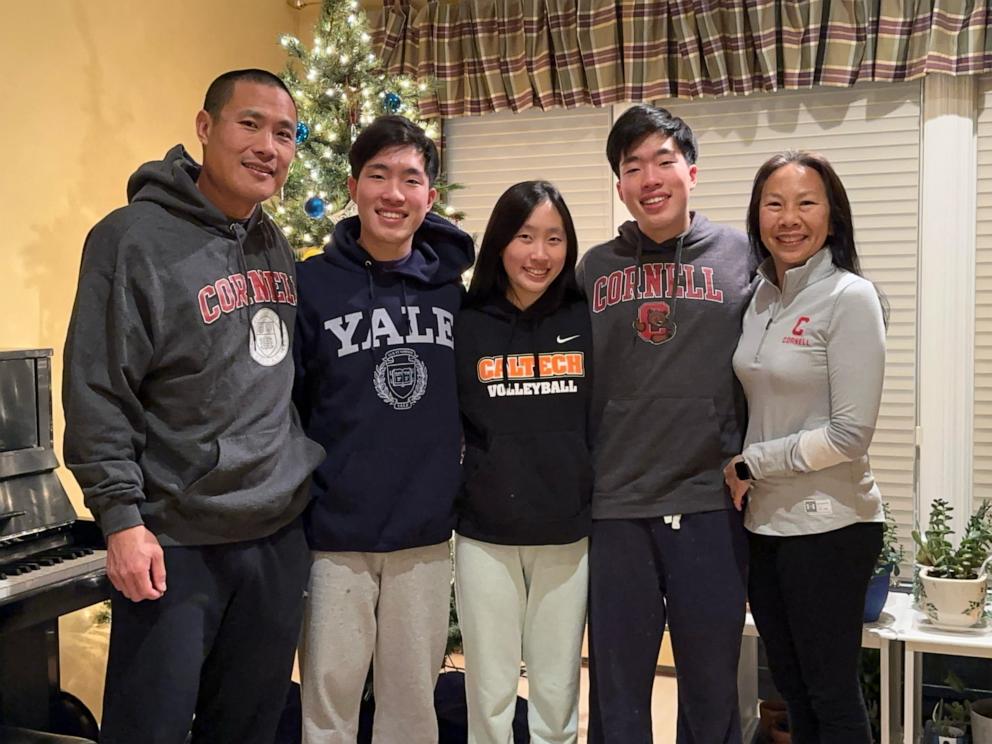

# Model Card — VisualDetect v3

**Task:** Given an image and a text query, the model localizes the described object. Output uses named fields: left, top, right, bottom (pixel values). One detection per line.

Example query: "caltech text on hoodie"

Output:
left=63, top=145, right=325, bottom=547
left=294, top=212, right=475, bottom=552
left=576, top=213, right=757, bottom=519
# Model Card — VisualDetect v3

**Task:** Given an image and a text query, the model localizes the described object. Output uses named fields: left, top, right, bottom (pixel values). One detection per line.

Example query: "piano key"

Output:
left=0, top=550, right=106, bottom=602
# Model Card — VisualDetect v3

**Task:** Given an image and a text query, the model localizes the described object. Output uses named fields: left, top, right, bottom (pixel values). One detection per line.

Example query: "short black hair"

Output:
left=466, top=180, right=580, bottom=316
left=606, top=104, right=698, bottom=176
left=349, top=115, right=440, bottom=185
left=203, top=69, right=296, bottom=117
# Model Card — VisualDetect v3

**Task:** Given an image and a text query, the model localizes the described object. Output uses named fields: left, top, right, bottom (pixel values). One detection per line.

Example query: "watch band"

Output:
left=734, top=460, right=753, bottom=481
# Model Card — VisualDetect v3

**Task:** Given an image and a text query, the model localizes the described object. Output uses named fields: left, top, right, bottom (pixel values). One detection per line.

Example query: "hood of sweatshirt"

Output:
left=320, top=211, right=474, bottom=284
left=127, top=144, right=262, bottom=236
left=615, top=211, right=722, bottom=258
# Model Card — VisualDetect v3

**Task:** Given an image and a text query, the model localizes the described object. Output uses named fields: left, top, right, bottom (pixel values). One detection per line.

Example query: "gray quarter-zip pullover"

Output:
left=733, top=247, right=885, bottom=536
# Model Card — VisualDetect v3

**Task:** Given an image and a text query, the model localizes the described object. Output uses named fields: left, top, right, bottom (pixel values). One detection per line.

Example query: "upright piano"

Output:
left=0, top=349, right=108, bottom=738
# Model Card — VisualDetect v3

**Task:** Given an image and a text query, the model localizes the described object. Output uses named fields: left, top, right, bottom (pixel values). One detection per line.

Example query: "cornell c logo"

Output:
left=633, top=301, right=677, bottom=344
left=374, top=348, right=428, bottom=410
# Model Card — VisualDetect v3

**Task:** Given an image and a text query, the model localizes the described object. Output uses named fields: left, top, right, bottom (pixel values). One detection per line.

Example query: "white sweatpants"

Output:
left=454, top=535, right=589, bottom=744
left=300, top=542, right=452, bottom=744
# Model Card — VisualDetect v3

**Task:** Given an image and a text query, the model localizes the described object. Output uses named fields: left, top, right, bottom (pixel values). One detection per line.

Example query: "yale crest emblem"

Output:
left=373, top=348, right=428, bottom=410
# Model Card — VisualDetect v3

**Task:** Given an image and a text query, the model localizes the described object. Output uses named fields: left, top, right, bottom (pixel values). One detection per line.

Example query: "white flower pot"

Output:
left=972, top=698, right=992, bottom=744
left=919, top=565, right=989, bottom=629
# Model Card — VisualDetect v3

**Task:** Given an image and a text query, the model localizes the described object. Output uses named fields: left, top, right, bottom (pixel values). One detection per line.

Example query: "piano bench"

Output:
left=0, top=726, right=95, bottom=744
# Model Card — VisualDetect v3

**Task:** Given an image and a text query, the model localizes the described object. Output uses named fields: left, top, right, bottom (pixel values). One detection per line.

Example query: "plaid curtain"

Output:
left=365, top=0, right=992, bottom=117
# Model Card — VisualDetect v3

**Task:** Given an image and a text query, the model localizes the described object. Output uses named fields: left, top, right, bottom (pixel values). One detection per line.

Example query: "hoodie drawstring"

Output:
left=399, top=279, right=411, bottom=336
left=230, top=222, right=255, bottom=348
left=261, top=221, right=286, bottom=349
left=501, top=314, right=520, bottom=382
left=363, top=260, right=379, bottom=363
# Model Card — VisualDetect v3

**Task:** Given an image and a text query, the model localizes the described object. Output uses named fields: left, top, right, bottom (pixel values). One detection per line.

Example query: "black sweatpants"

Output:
left=587, top=509, right=749, bottom=744
left=747, top=522, right=883, bottom=744
left=100, top=518, right=311, bottom=744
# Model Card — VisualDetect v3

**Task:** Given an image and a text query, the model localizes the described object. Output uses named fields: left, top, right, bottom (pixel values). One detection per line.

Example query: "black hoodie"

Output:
left=293, top=212, right=475, bottom=552
left=63, top=145, right=325, bottom=546
left=454, top=295, right=592, bottom=545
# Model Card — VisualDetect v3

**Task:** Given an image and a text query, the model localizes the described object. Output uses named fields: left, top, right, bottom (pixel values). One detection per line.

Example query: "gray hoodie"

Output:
left=576, top=213, right=756, bottom=518
left=63, top=145, right=325, bottom=546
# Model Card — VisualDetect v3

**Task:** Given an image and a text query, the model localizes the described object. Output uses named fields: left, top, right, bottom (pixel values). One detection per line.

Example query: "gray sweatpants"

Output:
left=300, top=542, right=452, bottom=744
left=455, top=535, right=588, bottom=744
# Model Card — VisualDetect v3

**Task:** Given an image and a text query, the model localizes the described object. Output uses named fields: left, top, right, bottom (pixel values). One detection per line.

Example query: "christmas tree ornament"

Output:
left=304, top=196, right=326, bottom=219
left=384, top=92, right=402, bottom=113
left=296, top=121, right=311, bottom=145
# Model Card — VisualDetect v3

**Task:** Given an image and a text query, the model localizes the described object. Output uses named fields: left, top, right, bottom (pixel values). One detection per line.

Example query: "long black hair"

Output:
left=747, top=150, right=888, bottom=322
left=466, top=180, right=581, bottom=316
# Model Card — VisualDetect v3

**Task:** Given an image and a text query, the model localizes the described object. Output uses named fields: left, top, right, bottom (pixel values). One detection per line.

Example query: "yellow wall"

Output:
left=0, top=1, right=311, bottom=513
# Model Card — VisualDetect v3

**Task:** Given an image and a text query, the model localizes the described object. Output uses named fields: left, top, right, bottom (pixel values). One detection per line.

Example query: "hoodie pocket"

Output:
left=311, top=442, right=461, bottom=545
left=594, top=397, right=722, bottom=497
left=463, top=431, right=592, bottom=527
left=181, top=426, right=283, bottom=506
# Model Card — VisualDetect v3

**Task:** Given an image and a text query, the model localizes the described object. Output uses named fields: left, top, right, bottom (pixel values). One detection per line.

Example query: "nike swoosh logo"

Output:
left=557, top=334, right=580, bottom=343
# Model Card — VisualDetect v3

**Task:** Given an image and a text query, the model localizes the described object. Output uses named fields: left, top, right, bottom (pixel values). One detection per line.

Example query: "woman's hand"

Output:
left=723, top=455, right=751, bottom=512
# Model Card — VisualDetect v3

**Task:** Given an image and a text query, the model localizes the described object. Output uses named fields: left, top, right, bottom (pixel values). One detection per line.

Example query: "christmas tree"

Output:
left=272, top=0, right=463, bottom=257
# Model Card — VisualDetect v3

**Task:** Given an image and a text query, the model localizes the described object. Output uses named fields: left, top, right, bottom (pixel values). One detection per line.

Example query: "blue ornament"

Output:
left=296, top=121, right=310, bottom=145
left=384, top=92, right=402, bottom=113
left=304, top=196, right=326, bottom=219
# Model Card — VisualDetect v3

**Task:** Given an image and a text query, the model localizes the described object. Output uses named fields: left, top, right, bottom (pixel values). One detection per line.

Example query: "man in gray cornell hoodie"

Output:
left=576, top=104, right=756, bottom=743
left=62, top=69, right=324, bottom=744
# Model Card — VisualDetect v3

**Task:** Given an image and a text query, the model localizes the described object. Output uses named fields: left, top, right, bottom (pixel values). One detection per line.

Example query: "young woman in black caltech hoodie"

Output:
left=454, top=181, right=592, bottom=744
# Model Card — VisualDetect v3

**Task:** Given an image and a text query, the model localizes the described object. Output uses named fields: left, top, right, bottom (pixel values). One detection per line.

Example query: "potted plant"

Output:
left=925, top=672, right=971, bottom=743
left=913, top=500, right=992, bottom=629
left=865, top=502, right=904, bottom=622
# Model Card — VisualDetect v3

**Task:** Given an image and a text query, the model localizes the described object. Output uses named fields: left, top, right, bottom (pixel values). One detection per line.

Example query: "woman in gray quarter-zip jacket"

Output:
left=724, top=151, right=886, bottom=744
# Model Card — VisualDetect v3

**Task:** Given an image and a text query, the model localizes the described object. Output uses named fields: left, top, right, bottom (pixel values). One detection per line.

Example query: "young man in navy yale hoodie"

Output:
left=63, top=69, right=324, bottom=744
left=293, top=116, right=475, bottom=743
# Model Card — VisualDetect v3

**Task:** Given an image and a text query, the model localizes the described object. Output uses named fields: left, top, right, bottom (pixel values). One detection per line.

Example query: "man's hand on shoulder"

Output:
left=106, top=525, right=167, bottom=602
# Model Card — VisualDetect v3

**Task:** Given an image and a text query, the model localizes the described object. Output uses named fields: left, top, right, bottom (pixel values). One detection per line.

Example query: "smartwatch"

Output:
left=734, top=460, right=753, bottom=481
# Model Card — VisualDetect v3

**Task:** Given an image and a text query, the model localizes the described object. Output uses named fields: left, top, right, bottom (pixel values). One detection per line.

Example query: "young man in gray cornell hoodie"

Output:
left=576, top=104, right=757, bottom=744
left=62, top=69, right=324, bottom=744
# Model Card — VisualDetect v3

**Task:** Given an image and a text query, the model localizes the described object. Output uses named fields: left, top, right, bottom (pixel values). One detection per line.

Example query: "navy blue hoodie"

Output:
left=294, top=212, right=475, bottom=552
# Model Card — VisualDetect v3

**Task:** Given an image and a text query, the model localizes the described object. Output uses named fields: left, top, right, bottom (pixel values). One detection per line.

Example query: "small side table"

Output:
left=899, top=599, right=992, bottom=744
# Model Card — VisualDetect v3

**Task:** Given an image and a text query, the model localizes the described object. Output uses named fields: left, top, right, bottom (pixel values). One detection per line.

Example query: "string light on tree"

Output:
left=270, top=0, right=465, bottom=256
